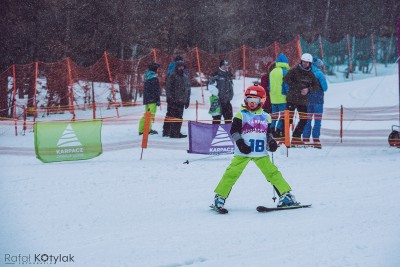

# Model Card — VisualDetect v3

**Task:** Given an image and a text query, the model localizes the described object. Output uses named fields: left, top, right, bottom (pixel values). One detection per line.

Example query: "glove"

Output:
left=185, top=102, right=190, bottom=109
left=156, top=101, right=161, bottom=106
left=268, top=138, right=278, bottom=152
left=236, top=139, right=251, bottom=154
left=301, top=88, right=309, bottom=95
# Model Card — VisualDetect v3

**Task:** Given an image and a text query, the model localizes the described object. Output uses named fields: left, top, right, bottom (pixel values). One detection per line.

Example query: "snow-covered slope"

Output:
left=0, top=65, right=399, bottom=266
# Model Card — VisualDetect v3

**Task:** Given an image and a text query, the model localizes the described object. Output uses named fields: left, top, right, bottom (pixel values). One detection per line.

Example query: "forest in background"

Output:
left=0, top=0, right=399, bottom=72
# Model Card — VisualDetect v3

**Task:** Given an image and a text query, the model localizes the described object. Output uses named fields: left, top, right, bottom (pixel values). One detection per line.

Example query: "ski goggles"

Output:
left=245, top=96, right=261, bottom=104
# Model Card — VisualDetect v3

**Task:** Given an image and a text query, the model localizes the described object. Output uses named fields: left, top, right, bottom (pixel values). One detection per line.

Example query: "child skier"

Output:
left=212, top=83, right=298, bottom=212
left=139, top=62, right=161, bottom=135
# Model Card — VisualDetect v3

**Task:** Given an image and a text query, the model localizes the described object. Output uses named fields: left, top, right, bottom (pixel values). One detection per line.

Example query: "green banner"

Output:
left=34, top=120, right=103, bottom=163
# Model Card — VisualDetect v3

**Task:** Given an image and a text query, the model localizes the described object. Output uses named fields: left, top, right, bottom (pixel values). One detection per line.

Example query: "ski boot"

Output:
left=313, top=138, right=322, bottom=149
left=211, top=194, right=228, bottom=214
left=278, top=191, right=299, bottom=207
left=149, top=129, right=158, bottom=135
left=214, top=194, right=226, bottom=208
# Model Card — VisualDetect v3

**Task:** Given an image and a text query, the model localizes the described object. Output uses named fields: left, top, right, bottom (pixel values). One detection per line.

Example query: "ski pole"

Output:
left=271, top=152, right=277, bottom=202
left=183, top=153, right=230, bottom=164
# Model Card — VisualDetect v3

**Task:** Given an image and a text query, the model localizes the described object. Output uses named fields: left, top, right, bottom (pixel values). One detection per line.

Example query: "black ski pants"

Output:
left=212, top=101, right=233, bottom=124
left=163, top=102, right=185, bottom=137
left=287, top=102, right=308, bottom=138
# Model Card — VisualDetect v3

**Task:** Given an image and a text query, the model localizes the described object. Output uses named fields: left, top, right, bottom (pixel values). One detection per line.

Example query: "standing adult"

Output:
left=139, top=62, right=161, bottom=135
left=283, top=53, right=320, bottom=146
left=302, top=58, right=328, bottom=148
left=269, top=53, right=290, bottom=139
left=162, top=61, right=191, bottom=138
left=208, top=60, right=234, bottom=124
left=167, top=55, right=184, bottom=77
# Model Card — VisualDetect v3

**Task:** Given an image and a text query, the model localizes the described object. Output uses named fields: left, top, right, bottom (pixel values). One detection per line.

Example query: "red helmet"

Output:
left=245, top=84, right=266, bottom=99
left=244, top=84, right=266, bottom=110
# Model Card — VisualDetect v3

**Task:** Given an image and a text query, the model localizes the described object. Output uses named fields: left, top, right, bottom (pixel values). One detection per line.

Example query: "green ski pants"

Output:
left=139, top=103, right=157, bottom=134
left=214, top=155, right=292, bottom=198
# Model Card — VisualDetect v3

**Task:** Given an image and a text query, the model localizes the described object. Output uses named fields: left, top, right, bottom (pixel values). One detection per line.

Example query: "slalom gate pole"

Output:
left=140, top=110, right=151, bottom=160
left=284, top=110, right=290, bottom=157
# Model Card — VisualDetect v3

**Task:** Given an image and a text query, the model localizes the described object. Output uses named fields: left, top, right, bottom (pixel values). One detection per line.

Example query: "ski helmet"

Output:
left=244, top=83, right=266, bottom=110
left=301, top=53, right=313, bottom=63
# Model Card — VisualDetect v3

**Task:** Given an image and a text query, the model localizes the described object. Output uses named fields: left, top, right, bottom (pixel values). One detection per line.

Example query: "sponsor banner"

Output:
left=188, top=121, right=234, bottom=155
left=34, top=120, right=102, bottom=163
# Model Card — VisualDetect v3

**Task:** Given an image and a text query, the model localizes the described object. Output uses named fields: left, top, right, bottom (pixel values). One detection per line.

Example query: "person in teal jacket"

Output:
left=268, top=53, right=290, bottom=138
left=139, top=62, right=161, bottom=135
left=212, top=84, right=298, bottom=212
left=302, top=58, right=328, bottom=148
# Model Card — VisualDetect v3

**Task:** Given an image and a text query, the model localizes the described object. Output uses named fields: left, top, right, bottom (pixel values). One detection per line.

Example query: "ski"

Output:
left=210, top=205, right=228, bottom=214
left=256, top=204, right=312, bottom=213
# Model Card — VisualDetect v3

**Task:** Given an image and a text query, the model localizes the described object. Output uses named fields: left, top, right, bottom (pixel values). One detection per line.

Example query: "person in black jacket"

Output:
left=162, top=61, right=191, bottom=138
left=283, top=53, right=320, bottom=146
left=208, top=60, right=234, bottom=124
left=139, top=62, right=161, bottom=135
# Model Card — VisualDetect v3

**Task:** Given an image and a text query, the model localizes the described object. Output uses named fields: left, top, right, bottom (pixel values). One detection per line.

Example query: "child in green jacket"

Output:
left=212, top=84, right=298, bottom=212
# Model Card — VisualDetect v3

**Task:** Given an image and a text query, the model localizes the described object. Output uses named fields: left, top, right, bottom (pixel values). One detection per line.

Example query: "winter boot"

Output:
left=149, top=129, right=158, bottom=135
left=291, top=137, right=305, bottom=147
left=313, top=138, right=322, bottom=149
left=278, top=191, right=298, bottom=207
left=214, top=194, right=226, bottom=209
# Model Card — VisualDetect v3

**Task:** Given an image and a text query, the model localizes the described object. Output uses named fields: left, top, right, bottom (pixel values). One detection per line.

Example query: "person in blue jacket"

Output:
left=302, top=58, right=328, bottom=148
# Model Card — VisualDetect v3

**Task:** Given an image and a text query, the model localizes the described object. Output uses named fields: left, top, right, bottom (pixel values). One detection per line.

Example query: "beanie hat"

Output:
left=175, top=55, right=184, bottom=62
left=148, top=62, right=160, bottom=72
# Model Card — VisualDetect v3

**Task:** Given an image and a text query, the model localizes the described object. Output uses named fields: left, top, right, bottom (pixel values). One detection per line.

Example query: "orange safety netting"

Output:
left=0, top=37, right=305, bottom=121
